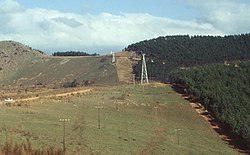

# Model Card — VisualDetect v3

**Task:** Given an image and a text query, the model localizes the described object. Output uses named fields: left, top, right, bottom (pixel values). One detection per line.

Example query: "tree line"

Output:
left=169, top=61, right=250, bottom=147
left=126, top=34, right=250, bottom=81
left=52, top=51, right=99, bottom=57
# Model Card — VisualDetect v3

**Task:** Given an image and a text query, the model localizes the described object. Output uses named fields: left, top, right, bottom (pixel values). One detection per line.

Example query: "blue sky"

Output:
left=0, top=0, right=250, bottom=54
left=16, top=0, right=198, bottom=19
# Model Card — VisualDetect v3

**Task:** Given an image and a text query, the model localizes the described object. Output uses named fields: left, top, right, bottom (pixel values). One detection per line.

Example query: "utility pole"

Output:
left=175, top=128, right=181, bottom=145
left=141, top=54, right=149, bottom=85
left=115, top=101, right=123, bottom=111
left=153, top=106, right=159, bottom=117
left=95, top=105, right=104, bottom=129
left=132, top=74, right=136, bottom=85
left=115, top=101, right=121, bottom=111
left=59, top=118, right=70, bottom=155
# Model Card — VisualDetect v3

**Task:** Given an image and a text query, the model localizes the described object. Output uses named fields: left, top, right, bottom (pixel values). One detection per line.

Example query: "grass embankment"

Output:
left=0, top=84, right=237, bottom=154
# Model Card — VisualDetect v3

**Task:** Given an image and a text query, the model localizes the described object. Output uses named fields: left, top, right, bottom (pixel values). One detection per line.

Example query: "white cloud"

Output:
left=0, top=0, right=23, bottom=13
left=187, top=0, right=250, bottom=34
left=1, top=0, right=247, bottom=54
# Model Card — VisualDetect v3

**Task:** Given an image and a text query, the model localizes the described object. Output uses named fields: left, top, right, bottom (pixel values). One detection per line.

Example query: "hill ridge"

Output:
left=0, top=41, right=120, bottom=87
left=0, top=40, right=46, bottom=83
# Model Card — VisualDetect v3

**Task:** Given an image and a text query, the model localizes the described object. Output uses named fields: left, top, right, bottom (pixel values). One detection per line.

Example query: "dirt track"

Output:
left=189, top=102, right=229, bottom=140
left=140, top=126, right=165, bottom=155
left=189, top=101, right=249, bottom=154
left=139, top=106, right=166, bottom=155
left=15, top=88, right=92, bottom=102
left=116, top=57, right=133, bottom=83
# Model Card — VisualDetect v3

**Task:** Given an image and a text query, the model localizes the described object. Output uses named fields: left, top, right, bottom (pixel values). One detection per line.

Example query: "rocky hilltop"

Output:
left=0, top=41, right=46, bottom=82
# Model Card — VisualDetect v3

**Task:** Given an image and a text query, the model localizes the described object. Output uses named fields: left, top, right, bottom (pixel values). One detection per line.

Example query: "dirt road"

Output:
left=16, top=88, right=92, bottom=102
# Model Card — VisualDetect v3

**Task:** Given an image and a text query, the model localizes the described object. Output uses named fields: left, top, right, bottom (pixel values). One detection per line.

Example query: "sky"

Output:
left=0, top=0, right=250, bottom=54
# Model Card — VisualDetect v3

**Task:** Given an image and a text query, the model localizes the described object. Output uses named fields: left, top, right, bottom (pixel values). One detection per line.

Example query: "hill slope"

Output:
left=9, top=56, right=118, bottom=87
left=0, top=84, right=238, bottom=154
left=170, top=61, right=250, bottom=148
left=115, top=51, right=138, bottom=83
left=0, top=41, right=119, bottom=87
left=0, top=41, right=45, bottom=82
left=126, top=34, right=250, bottom=81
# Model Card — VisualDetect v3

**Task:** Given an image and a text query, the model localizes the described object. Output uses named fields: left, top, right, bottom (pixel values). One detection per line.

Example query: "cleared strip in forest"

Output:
left=115, top=57, right=133, bottom=83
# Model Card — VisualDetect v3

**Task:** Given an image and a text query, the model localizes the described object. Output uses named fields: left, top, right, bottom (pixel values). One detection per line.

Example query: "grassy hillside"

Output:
left=0, top=84, right=238, bottom=154
left=2, top=56, right=118, bottom=87
left=0, top=41, right=45, bottom=82
left=0, top=41, right=119, bottom=87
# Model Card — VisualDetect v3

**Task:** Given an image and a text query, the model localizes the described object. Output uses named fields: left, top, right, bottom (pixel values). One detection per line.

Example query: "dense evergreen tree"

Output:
left=169, top=61, right=250, bottom=147
left=126, top=34, right=250, bottom=81
left=52, top=51, right=99, bottom=56
left=127, top=33, right=250, bottom=147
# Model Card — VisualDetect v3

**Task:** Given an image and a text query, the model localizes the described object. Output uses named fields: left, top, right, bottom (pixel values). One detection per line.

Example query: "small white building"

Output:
left=4, top=97, right=14, bottom=106
left=5, top=98, right=13, bottom=102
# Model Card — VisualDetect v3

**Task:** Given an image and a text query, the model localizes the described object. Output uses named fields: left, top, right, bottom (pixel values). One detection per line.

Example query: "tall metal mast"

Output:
left=141, top=54, right=149, bottom=84
left=111, top=51, right=115, bottom=63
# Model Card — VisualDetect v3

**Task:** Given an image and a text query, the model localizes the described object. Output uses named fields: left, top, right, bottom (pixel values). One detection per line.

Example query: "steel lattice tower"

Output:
left=141, top=54, right=149, bottom=84
left=111, top=51, right=115, bottom=63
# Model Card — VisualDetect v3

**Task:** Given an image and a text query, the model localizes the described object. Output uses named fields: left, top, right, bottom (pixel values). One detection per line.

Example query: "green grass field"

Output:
left=0, top=84, right=238, bottom=154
